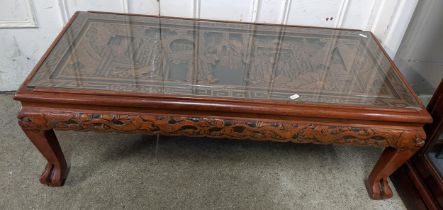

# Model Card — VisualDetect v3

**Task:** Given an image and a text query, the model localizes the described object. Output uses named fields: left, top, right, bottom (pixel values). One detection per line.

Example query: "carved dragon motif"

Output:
left=18, top=111, right=425, bottom=149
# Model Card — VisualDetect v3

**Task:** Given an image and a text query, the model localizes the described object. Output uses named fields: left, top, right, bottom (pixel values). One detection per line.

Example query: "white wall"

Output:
left=0, top=0, right=418, bottom=91
left=395, top=0, right=443, bottom=97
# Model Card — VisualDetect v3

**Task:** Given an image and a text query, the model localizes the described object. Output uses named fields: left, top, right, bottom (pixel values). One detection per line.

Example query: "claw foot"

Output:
left=40, top=163, right=67, bottom=186
left=367, top=177, right=393, bottom=200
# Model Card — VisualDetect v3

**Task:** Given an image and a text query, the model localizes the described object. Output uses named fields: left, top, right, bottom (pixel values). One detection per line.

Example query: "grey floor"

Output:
left=0, top=93, right=406, bottom=210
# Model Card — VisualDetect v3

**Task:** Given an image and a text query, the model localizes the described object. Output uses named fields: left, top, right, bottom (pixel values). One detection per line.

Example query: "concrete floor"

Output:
left=0, top=93, right=406, bottom=210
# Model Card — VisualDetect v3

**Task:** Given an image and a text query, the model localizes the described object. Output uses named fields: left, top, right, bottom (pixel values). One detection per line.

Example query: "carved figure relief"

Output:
left=28, top=15, right=419, bottom=108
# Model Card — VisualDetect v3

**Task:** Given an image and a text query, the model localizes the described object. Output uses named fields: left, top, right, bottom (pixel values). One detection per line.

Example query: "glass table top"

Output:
left=28, top=12, right=420, bottom=109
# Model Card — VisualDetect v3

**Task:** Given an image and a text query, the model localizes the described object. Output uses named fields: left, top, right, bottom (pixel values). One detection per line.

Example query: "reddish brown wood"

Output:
left=20, top=128, right=67, bottom=186
left=406, top=163, right=439, bottom=210
left=368, top=147, right=418, bottom=199
left=15, top=91, right=431, bottom=124
left=390, top=80, right=443, bottom=209
left=414, top=156, right=443, bottom=208
left=391, top=163, right=434, bottom=210
left=17, top=109, right=426, bottom=149
left=411, top=79, right=443, bottom=208
left=14, top=11, right=432, bottom=200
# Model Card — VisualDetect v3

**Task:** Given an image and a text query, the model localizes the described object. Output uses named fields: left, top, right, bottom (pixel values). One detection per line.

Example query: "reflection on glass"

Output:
left=28, top=12, right=420, bottom=108
left=428, top=133, right=443, bottom=176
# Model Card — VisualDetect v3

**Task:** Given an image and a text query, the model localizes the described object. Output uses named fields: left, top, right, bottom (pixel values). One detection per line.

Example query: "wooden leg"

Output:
left=22, top=129, right=68, bottom=186
left=367, top=147, right=418, bottom=200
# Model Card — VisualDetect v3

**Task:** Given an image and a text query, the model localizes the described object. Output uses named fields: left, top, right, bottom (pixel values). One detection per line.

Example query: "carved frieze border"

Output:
left=18, top=110, right=425, bottom=149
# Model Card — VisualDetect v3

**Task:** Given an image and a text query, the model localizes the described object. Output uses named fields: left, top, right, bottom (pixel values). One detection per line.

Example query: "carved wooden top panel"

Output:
left=28, top=12, right=420, bottom=109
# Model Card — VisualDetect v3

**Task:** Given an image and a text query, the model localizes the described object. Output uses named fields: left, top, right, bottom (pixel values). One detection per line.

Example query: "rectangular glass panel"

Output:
left=28, top=12, right=421, bottom=109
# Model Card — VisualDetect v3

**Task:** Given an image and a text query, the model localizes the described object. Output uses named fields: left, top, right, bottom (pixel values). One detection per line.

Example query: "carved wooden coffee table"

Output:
left=15, top=11, right=432, bottom=199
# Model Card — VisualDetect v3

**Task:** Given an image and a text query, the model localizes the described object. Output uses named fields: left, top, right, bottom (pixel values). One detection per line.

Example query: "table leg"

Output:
left=21, top=128, right=68, bottom=186
left=367, top=147, right=417, bottom=199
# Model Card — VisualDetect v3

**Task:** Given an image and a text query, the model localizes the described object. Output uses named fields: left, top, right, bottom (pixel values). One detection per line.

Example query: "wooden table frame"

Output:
left=14, top=11, right=432, bottom=200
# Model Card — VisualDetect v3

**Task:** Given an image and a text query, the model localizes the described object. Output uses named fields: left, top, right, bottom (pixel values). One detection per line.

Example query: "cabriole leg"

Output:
left=367, top=147, right=417, bottom=199
left=21, top=128, right=68, bottom=186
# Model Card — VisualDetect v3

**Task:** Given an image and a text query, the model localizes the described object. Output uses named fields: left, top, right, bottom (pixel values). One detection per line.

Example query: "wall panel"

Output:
left=0, top=0, right=62, bottom=90
left=64, top=0, right=128, bottom=16
left=0, top=0, right=37, bottom=28
left=340, top=0, right=374, bottom=29
left=370, top=0, right=419, bottom=57
left=159, top=0, right=194, bottom=18
left=286, top=0, right=343, bottom=27
left=128, top=0, right=159, bottom=15
left=199, top=0, right=254, bottom=21
left=256, top=0, right=287, bottom=23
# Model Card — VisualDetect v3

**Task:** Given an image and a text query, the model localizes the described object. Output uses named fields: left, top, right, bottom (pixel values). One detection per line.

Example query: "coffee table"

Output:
left=14, top=11, right=432, bottom=200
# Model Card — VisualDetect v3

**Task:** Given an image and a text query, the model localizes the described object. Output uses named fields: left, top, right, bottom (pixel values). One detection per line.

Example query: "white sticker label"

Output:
left=289, top=94, right=300, bottom=100
left=359, top=33, right=368, bottom=38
